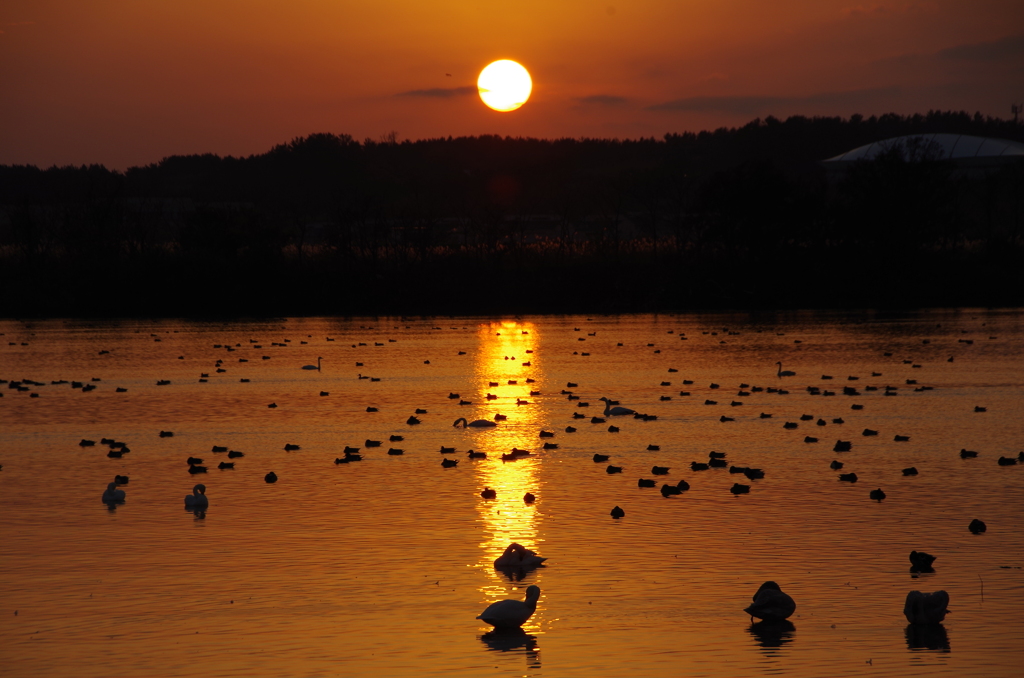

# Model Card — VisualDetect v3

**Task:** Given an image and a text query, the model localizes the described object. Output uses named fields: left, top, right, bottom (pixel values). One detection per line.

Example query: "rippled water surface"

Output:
left=2, top=311, right=1023, bottom=677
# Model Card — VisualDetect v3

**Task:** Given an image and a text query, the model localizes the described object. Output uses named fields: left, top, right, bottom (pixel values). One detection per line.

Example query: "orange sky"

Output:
left=1, top=0, right=1021, bottom=169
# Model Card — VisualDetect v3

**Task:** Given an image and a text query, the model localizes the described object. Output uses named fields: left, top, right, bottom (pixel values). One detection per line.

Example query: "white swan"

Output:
left=184, top=484, right=209, bottom=509
left=493, top=543, right=547, bottom=570
left=301, top=357, right=323, bottom=371
left=599, top=397, right=635, bottom=416
left=454, top=417, right=497, bottom=428
left=102, top=482, right=125, bottom=503
left=477, top=585, right=541, bottom=630
left=776, top=361, right=796, bottom=377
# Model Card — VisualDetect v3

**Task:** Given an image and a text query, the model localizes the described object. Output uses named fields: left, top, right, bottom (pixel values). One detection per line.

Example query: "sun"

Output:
left=477, top=60, right=532, bottom=112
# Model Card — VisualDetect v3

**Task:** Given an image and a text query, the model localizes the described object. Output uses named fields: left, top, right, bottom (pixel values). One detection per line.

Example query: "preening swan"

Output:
left=493, top=543, right=547, bottom=570
left=744, top=581, right=796, bottom=621
left=453, top=417, right=497, bottom=428
left=599, top=397, right=635, bottom=416
left=477, top=585, right=541, bottom=630
left=301, top=357, right=323, bottom=371
left=184, top=484, right=209, bottom=509
left=102, top=481, right=126, bottom=504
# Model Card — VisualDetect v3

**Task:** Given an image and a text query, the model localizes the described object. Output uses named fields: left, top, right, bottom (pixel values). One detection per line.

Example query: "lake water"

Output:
left=1, top=310, right=1023, bottom=677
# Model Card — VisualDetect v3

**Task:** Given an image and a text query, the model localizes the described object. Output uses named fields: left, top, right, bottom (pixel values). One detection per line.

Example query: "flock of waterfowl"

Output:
left=2, top=318, right=1017, bottom=643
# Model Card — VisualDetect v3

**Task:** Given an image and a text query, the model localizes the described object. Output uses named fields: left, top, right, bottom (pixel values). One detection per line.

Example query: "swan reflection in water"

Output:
left=905, top=624, right=950, bottom=652
left=748, top=619, right=796, bottom=650
left=479, top=628, right=540, bottom=670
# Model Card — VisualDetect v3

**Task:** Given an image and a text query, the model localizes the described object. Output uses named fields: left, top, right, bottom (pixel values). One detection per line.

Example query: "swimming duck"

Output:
left=477, top=585, right=541, bottom=630
left=744, top=581, right=796, bottom=621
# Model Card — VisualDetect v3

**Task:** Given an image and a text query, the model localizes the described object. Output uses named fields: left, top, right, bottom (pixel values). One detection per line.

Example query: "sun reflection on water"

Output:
left=469, top=321, right=548, bottom=632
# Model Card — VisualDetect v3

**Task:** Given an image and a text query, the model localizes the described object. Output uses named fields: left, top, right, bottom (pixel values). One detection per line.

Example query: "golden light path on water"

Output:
left=470, top=321, right=546, bottom=639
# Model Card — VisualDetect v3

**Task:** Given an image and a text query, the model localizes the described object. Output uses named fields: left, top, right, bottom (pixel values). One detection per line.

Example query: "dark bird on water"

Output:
left=730, top=483, right=750, bottom=494
left=610, top=506, right=625, bottom=518
left=651, top=466, right=670, bottom=475
left=744, top=581, right=796, bottom=621
left=606, top=465, right=623, bottom=474
left=839, top=473, right=858, bottom=482
left=830, top=460, right=844, bottom=470
left=593, top=453, right=610, bottom=462
left=441, top=458, right=458, bottom=468
left=869, top=488, right=886, bottom=501
left=638, top=478, right=656, bottom=488
left=265, top=472, right=278, bottom=483
left=904, top=590, right=949, bottom=624
left=481, top=487, right=497, bottom=499
left=910, top=551, right=936, bottom=569
left=902, top=467, right=918, bottom=476
left=523, top=492, right=536, bottom=503
left=968, top=519, right=987, bottom=534
left=691, top=462, right=710, bottom=471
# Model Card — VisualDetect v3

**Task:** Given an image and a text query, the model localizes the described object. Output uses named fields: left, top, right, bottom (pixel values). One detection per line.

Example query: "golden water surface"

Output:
left=1, top=311, right=1023, bottom=677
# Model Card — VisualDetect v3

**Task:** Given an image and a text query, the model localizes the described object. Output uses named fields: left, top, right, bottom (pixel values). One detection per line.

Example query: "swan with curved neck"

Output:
left=600, top=397, right=635, bottom=416
left=184, top=484, right=209, bottom=508
left=776, top=362, right=795, bottom=377
left=454, top=417, right=497, bottom=428
left=301, top=357, right=323, bottom=371
left=102, top=481, right=126, bottom=504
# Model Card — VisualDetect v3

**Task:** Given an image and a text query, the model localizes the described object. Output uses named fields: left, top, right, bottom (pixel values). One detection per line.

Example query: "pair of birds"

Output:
left=742, top=581, right=949, bottom=625
left=478, top=544, right=547, bottom=630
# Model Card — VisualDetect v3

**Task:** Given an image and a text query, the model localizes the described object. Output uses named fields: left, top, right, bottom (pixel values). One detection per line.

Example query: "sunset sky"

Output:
left=1, top=0, right=1021, bottom=169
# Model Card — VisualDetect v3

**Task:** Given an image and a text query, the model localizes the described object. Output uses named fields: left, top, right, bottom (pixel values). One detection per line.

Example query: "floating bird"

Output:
left=265, top=472, right=278, bottom=483
left=184, top=484, right=209, bottom=509
left=910, top=551, right=936, bottom=569
left=968, top=519, right=987, bottom=534
left=523, top=492, right=536, bottom=503
left=481, top=487, right=497, bottom=499
left=284, top=444, right=300, bottom=451
left=453, top=417, right=497, bottom=428
left=834, top=440, right=852, bottom=452
left=493, top=543, right=545, bottom=570
left=188, top=463, right=207, bottom=474
left=660, top=484, right=681, bottom=497
left=606, top=465, right=623, bottom=474
left=218, top=461, right=234, bottom=469
left=903, top=590, right=949, bottom=624
left=730, top=483, right=750, bottom=494
left=651, top=466, right=670, bottom=475
left=593, top=453, right=609, bottom=462
left=441, top=458, right=458, bottom=468
left=869, top=488, right=886, bottom=501
left=902, top=467, right=918, bottom=476
left=776, top=362, right=796, bottom=377
left=101, top=481, right=125, bottom=504
left=675, top=479, right=690, bottom=491
left=960, top=448, right=978, bottom=458
left=830, top=460, right=844, bottom=470
left=467, top=449, right=486, bottom=459
left=610, top=506, right=625, bottom=518
left=301, top=357, right=323, bottom=371
left=600, top=397, right=636, bottom=416
left=997, top=456, right=1017, bottom=466
left=477, top=585, right=541, bottom=630
left=744, top=581, right=796, bottom=621
left=227, top=450, right=244, bottom=458
left=638, top=478, right=656, bottom=488
left=114, top=475, right=129, bottom=484
left=839, top=473, right=858, bottom=482
left=407, top=416, right=421, bottom=425
left=387, top=448, right=404, bottom=455
left=691, top=462, right=710, bottom=471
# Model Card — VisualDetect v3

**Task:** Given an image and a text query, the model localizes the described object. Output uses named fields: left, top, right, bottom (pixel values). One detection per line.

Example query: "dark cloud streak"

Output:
left=397, top=86, right=476, bottom=98
left=648, top=87, right=901, bottom=115
left=575, top=95, right=628, bottom=106
left=938, top=34, right=1024, bottom=62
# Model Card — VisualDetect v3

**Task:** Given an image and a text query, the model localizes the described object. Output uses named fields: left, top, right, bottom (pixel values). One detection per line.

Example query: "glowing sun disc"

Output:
left=478, top=60, right=532, bottom=112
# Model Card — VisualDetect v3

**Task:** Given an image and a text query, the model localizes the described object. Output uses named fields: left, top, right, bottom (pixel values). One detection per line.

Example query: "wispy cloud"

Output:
left=397, top=86, right=476, bottom=98
left=575, top=95, right=627, bottom=106
left=648, top=87, right=901, bottom=115
left=938, top=34, right=1024, bottom=61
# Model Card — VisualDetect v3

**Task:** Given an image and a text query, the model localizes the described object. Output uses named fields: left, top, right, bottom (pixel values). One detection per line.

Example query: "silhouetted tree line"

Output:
left=1, top=110, right=1022, bottom=317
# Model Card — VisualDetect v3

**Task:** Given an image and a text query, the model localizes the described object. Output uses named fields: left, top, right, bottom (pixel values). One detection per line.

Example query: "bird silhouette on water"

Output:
left=744, top=581, right=796, bottom=622
left=477, top=585, right=540, bottom=630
